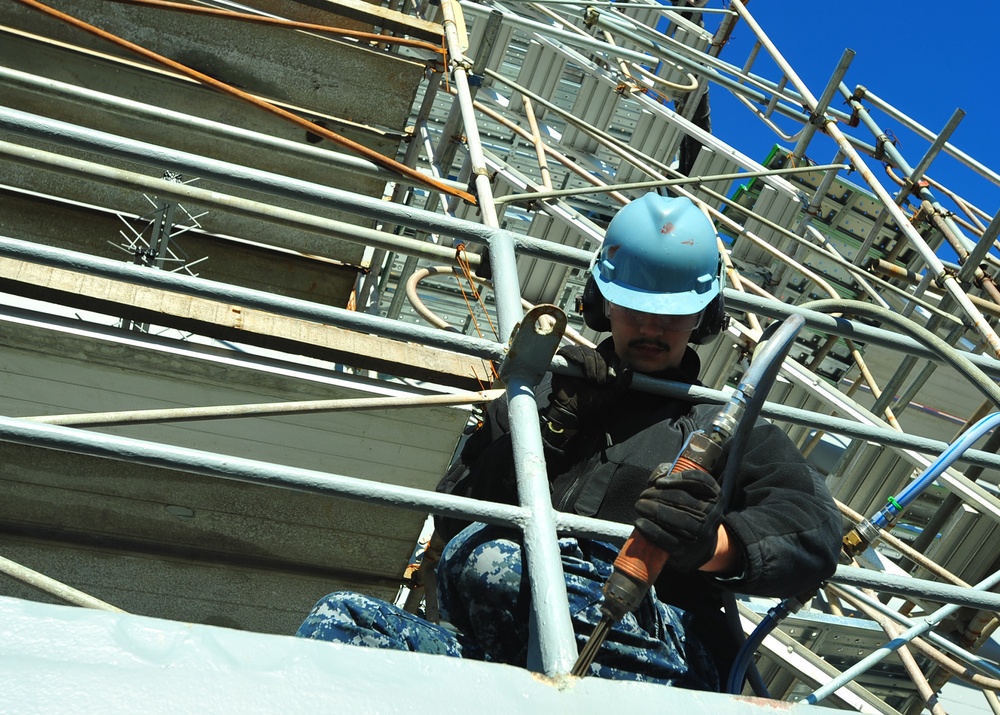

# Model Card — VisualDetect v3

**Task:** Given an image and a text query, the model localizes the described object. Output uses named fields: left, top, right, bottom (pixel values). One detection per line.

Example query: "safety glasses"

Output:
left=606, top=303, right=704, bottom=332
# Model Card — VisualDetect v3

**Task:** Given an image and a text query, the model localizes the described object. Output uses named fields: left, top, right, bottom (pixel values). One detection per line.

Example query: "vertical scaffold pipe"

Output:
left=440, top=1, right=578, bottom=676
left=728, top=0, right=1000, bottom=359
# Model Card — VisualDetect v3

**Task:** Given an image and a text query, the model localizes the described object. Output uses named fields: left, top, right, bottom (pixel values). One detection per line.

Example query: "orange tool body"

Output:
left=571, top=404, right=742, bottom=676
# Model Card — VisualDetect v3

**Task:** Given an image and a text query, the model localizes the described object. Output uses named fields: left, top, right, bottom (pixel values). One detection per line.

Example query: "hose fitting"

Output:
left=842, top=517, right=881, bottom=558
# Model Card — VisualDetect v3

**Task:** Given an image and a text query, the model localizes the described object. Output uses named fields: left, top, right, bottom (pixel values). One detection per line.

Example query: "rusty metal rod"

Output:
left=14, top=0, right=476, bottom=205
left=868, top=259, right=1000, bottom=319
left=106, top=0, right=446, bottom=54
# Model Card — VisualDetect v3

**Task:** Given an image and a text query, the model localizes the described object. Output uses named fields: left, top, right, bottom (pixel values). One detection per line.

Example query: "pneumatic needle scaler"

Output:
left=571, top=314, right=805, bottom=677
left=570, top=397, right=742, bottom=676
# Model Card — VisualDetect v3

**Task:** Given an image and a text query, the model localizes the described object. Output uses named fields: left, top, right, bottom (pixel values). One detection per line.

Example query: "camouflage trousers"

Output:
left=296, top=523, right=719, bottom=690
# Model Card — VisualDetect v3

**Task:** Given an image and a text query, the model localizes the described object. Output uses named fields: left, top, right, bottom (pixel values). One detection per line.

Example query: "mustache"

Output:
left=628, top=338, right=670, bottom=350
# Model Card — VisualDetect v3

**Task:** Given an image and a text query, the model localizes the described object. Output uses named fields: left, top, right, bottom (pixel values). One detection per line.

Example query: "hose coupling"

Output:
left=842, top=517, right=881, bottom=558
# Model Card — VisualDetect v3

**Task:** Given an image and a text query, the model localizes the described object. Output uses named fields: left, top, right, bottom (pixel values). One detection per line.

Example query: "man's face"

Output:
left=608, top=302, right=699, bottom=373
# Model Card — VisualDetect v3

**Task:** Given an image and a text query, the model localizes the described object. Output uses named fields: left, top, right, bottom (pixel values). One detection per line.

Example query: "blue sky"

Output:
left=701, top=2, right=1000, bottom=246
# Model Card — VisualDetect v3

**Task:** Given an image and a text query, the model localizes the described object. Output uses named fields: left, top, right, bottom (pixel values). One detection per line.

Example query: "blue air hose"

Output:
left=719, top=315, right=806, bottom=512
left=726, top=598, right=799, bottom=696
left=728, top=411, right=1000, bottom=695
left=871, top=411, right=1000, bottom=529
left=710, top=314, right=806, bottom=697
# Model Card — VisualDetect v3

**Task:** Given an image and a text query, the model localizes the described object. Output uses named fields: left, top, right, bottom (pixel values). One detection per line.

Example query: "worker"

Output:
left=296, top=193, right=843, bottom=690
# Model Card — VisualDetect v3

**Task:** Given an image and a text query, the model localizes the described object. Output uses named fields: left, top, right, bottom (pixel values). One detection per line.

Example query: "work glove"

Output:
left=634, top=469, right=724, bottom=573
left=545, top=343, right=631, bottom=430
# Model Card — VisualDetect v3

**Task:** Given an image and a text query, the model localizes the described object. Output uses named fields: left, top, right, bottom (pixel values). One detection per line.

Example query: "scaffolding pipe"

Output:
left=504, top=0, right=735, bottom=14
left=441, top=0, right=502, bottom=230
left=958, top=210, right=1000, bottom=285
left=0, top=554, right=125, bottom=612
left=0, top=414, right=562, bottom=535
left=0, top=232, right=503, bottom=360
left=492, top=163, right=850, bottom=206
left=790, top=49, right=854, bottom=163
left=868, top=260, right=1000, bottom=319
left=442, top=0, right=579, bottom=675
left=808, top=566, right=1000, bottom=705
left=24, top=390, right=505, bottom=428
left=483, top=248, right=578, bottom=674
left=506, top=368, right=579, bottom=675
left=730, top=0, right=1000, bottom=357
left=862, top=88, right=1000, bottom=190
left=907, top=108, right=966, bottom=193
left=0, top=67, right=439, bottom=188
left=522, top=96, right=553, bottom=191
left=432, top=7, right=503, bottom=181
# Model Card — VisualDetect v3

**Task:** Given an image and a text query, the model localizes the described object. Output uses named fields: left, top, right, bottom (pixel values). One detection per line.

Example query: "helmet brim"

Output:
left=592, top=267, right=719, bottom=317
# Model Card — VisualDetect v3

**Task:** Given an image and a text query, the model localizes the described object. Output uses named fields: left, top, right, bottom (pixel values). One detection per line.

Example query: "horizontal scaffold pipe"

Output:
left=3, top=236, right=1000, bottom=468
left=0, top=415, right=532, bottom=531
left=831, top=566, right=1000, bottom=613
left=629, top=373, right=1000, bottom=474
left=0, top=67, right=450, bottom=189
left=0, top=128, right=586, bottom=268
left=0, top=234, right=504, bottom=362
left=725, top=291, right=1000, bottom=380
left=0, top=137, right=479, bottom=268
left=2, top=416, right=997, bottom=614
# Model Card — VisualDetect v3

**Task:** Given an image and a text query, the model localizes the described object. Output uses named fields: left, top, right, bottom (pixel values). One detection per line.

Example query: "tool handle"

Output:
left=612, top=530, right=668, bottom=585
left=612, top=453, right=707, bottom=584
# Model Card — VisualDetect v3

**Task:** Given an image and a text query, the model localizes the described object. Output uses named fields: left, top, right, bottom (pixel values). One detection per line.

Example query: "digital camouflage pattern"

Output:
left=297, top=523, right=719, bottom=690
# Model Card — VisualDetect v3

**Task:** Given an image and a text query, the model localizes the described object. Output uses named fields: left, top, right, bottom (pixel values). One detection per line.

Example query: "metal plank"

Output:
left=562, top=74, right=620, bottom=154
left=511, top=39, right=568, bottom=116
left=615, top=108, right=682, bottom=185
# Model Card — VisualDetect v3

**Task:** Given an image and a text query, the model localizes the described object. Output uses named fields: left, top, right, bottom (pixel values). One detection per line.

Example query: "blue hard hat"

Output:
left=591, top=193, right=721, bottom=316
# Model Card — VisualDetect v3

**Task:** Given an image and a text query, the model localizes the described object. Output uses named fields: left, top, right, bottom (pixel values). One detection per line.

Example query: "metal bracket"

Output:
left=498, top=304, right=567, bottom=387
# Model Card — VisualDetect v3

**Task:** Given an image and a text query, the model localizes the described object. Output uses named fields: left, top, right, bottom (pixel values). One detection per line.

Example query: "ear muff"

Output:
left=580, top=274, right=610, bottom=332
left=689, top=292, right=728, bottom=345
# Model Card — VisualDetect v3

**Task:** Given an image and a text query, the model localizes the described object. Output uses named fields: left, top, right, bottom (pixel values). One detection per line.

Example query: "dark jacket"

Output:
left=437, top=345, right=843, bottom=664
